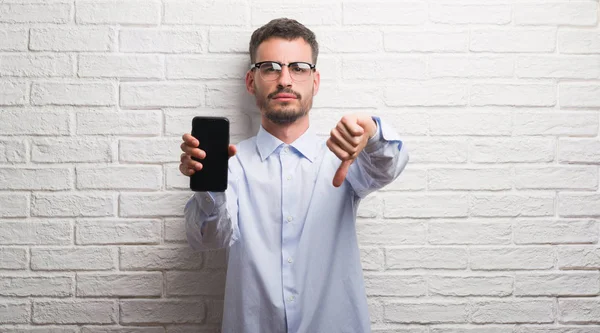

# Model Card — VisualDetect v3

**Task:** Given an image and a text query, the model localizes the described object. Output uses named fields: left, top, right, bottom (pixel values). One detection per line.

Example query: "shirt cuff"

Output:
left=193, top=191, right=226, bottom=215
left=364, top=116, right=403, bottom=154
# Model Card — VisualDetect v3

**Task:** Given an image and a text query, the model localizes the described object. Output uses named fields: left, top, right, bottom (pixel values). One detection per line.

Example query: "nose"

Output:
left=276, top=65, right=293, bottom=87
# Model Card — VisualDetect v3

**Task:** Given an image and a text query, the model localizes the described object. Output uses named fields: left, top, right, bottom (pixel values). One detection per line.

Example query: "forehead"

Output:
left=255, top=37, right=312, bottom=63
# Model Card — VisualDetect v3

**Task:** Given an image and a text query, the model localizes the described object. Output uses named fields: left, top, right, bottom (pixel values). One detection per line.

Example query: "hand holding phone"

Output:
left=179, top=116, right=235, bottom=192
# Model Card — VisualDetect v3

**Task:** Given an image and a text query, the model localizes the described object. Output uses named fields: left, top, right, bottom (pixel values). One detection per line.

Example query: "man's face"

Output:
left=246, top=37, right=320, bottom=125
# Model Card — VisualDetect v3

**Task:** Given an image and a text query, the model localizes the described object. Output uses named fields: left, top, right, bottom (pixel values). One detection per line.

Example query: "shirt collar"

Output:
left=256, top=125, right=318, bottom=163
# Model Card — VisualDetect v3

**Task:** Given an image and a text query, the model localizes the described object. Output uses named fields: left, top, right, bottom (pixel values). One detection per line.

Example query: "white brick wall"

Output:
left=0, top=0, right=599, bottom=331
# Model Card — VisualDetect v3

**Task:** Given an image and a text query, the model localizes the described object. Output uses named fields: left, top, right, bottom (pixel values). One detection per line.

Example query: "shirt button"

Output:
left=204, top=197, right=211, bottom=202
left=287, top=257, right=293, bottom=263
left=288, top=295, right=295, bottom=301
left=286, top=175, right=292, bottom=181
left=284, top=147, right=290, bottom=153
left=287, top=216, right=293, bottom=222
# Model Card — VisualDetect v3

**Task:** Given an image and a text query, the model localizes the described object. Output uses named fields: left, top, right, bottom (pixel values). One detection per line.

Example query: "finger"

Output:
left=180, top=142, right=206, bottom=160
left=327, top=138, right=352, bottom=161
left=182, top=154, right=203, bottom=171
left=335, top=122, right=361, bottom=147
left=182, top=133, right=199, bottom=147
left=333, top=160, right=352, bottom=187
left=330, top=128, right=358, bottom=155
left=341, top=116, right=365, bottom=137
left=228, top=144, right=237, bottom=158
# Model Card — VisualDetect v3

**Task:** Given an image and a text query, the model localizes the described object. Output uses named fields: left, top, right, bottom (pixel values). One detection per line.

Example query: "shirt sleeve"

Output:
left=184, top=177, right=239, bottom=251
left=345, top=116, right=409, bottom=198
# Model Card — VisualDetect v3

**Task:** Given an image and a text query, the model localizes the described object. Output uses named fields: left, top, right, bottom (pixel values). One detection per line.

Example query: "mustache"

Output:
left=267, top=88, right=301, bottom=100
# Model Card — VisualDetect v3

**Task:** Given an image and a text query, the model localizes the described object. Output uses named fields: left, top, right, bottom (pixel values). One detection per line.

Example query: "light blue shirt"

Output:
left=184, top=117, right=408, bottom=333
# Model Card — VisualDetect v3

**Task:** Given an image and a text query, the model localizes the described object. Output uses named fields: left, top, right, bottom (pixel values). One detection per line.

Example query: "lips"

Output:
left=272, top=93, right=297, bottom=100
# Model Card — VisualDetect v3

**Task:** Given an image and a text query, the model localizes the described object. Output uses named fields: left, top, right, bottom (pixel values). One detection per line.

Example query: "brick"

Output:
left=559, top=299, right=600, bottom=323
left=471, top=83, right=555, bottom=106
left=385, top=83, right=468, bottom=106
left=381, top=167, right=426, bottom=191
left=515, top=219, right=598, bottom=245
left=384, top=301, right=468, bottom=323
left=313, top=84, right=379, bottom=108
left=0, top=110, right=69, bottom=135
left=559, top=30, right=600, bottom=54
left=558, top=246, right=600, bottom=270
left=76, top=166, right=162, bottom=190
left=384, top=31, right=468, bottom=52
left=76, top=110, right=161, bottom=136
left=515, top=166, right=598, bottom=190
left=364, top=274, right=426, bottom=297
left=559, top=193, right=600, bottom=217
left=0, top=168, right=72, bottom=190
left=386, top=247, right=467, bottom=270
left=515, top=2, right=597, bottom=26
left=203, top=249, right=227, bottom=269
left=120, top=83, right=203, bottom=108
left=344, top=2, right=426, bottom=25
left=0, top=139, right=26, bottom=163
left=166, top=271, right=226, bottom=296
left=379, top=111, right=428, bottom=136
left=429, top=168, right=511, bottom=191
left=77, top=273, right=162, bottom=297
left=430, top=4, right=511, bottom=24
left=559, top=139, right=600, bottom=164
left=471, top=28, right=555, bottom=53
left=514, top=112, right=598, bottom=136
left=517, top=56, right=600, bottom=79
left=429, top=56, right=514, bottom=78
left=76, top=219, right=161, bottom=245
left=82, top=328, right=164, bottom=333
left=0, top=327, right=76, bottom=333
left=32, top=193, right=114, bottom=217
left=31, top=81, right=116, bottom=106
left=77, top=0, right=160, bottom=24
left=429, top=275, right=513, bottom=297
left=357, top=195, right=381, bottom=218
left=0, top=2, right=71, bottom=23
left=384, top=194, right=469, bottom=218
left=0, top=194, right=28, bottom=218
left=120, top=29, right=204, bottom=53
left=252, top=3, right=339, bottom=26
left=317, top=30, right=382, bottom=53
left=32, top=138, right=112, bottom=163
left=343, top=56, right=425, bottom=79
left=0, top=81, right=27, bottom=105
left=516, top=272, right=599, bottom=296
left=167, top=55, right=247, bottom=79
left=471, top=247, right=555, bottom=270
left=119, top=138, right=180, bottom=163
left=79, top=54, right=163, bottom=79
left=165, top=164, right=189, bottom=190
left=0, top=220, right=71, bottom=245
left=560, top=84, right=600, bottom=108
left=0, top=275, right=72, bottom=297
left=428, top=221, right=512, bottom=245
left=30, top=27, right=114, bottom=51
left=472, top=300, right=554, bottom=323
left=0, top=28, right=28, bottom=51
left=0, top=301, right=30, bottom=323
left=33, top=300, right=117, bottom=324
left=205, top=83, right=254, bottom=108
left=165, top=0, right=247, bottom=25
left=0, top=247, right=28, bottom=269
left=356, top=221, right=426, bottom=245
left=164, top=218, right=186, bottom=242
left=31, top=247, right=115, bottom=271
left=208, top=28, right=252, bottom=53
left=120, top=300, right=205, bottom=324
left=360, top=247, right=383, bottom=271
left=430, top=112, right=511, bottom=136
left=164, top=109, right=251, bottom=138
left=471, top=193, right=555, bottom=217
left=120, top=246, right=202, bottom=270
left=403, top=139, right=468, bottom=164
left=0, top=54, right=73, bottom=77
left=516, top=326, right=600, bottom=333
left=470, top=138, right=555, bottom=163
left=431, top=327, right=513, bottom=333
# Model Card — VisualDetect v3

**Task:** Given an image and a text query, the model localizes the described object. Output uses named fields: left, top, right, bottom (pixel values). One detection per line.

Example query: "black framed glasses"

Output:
left=250, top=61, right=316, bottom=82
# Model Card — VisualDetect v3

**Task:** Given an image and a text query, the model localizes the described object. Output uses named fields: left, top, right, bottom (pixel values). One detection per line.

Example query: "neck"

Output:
left=261, top=114, right=309, bottom=144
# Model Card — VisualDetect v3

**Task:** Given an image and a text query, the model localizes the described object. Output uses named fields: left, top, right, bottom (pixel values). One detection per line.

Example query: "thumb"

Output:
left=333, top=160, right=353, bottom=187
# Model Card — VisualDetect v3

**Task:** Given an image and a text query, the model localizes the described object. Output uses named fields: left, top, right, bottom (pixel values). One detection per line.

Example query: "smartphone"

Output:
left=190, top=116, right=230, bottom=192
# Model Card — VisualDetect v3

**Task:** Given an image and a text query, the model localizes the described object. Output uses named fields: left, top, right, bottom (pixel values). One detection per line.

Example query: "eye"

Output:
left=290, top=63, right=310, bottom=73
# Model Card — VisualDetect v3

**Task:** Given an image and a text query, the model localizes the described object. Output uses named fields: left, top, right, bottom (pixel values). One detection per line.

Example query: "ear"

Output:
left=245, top=70, right=256, bottom=95
left=312, top=69, right=321, bottom=96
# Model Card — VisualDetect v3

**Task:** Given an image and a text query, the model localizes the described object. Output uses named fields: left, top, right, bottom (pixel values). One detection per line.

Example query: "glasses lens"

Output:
left=289, top=63, right=312, bottom=81
left=259, top=62, right=281, bottom=81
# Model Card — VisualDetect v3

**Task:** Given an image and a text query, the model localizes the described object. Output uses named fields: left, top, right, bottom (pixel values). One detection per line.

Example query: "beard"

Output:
left=256, top=86, right=313, bottom=125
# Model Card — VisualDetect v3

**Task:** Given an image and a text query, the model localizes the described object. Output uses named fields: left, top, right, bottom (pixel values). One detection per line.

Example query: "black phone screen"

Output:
left=190, top=116, right=229, bottom=192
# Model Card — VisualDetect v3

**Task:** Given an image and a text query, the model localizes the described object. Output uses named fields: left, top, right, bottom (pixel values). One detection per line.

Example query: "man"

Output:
left=180, top=18, right=409, bottom=333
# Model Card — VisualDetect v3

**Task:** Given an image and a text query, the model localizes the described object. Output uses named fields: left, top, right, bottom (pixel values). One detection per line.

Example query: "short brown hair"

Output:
left=249, top=18, right=319, bottom=65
